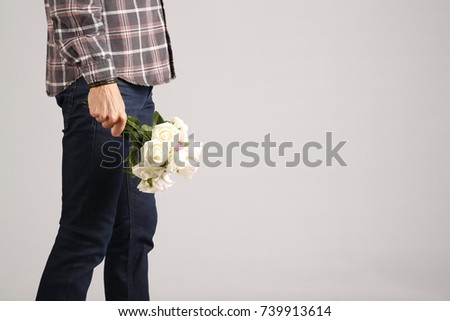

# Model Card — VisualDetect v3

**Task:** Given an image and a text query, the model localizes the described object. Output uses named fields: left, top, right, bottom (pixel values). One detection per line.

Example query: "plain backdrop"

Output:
left=0, top=0, right=449, bottom=300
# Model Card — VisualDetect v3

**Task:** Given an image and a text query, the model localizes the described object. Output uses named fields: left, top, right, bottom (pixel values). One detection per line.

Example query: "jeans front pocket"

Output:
left=56, top=80, right=78, bottom=133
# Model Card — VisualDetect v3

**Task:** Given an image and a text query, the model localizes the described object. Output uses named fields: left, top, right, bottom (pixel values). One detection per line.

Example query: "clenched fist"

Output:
left=88, top=83, right=127, bottom=137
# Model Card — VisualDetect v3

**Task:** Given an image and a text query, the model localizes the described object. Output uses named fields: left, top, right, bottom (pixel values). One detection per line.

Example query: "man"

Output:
left=36, top=0, right=176, bottom=301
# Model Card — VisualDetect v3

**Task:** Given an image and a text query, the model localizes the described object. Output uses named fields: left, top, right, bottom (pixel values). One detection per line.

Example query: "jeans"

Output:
left=36, top=77, right=158, bottom=301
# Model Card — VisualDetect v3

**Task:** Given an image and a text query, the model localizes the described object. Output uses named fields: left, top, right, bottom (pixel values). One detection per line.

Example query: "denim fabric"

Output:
left=36, top=77, right=158, bottom=301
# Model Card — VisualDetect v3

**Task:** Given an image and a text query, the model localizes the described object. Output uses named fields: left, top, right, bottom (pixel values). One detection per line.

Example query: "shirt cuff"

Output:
left=80, top=58, right=117, bottom=85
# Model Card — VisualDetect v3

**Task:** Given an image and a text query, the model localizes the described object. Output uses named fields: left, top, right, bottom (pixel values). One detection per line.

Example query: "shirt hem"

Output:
left=46, top=73, right=177, bottom=97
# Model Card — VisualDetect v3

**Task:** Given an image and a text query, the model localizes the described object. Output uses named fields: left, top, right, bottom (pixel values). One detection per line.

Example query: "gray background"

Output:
left=0, top=0, right=449, bottom=300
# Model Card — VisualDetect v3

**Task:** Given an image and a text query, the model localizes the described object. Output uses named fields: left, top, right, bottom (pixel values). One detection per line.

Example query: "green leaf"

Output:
left=127, top=116, right=140, bottom=126
left=124, top=129, right=140, bottom=143
left=126, top=119, right=141, bottom=132
left=118, top=110, right=171, bottom=178
left=142, top=131, right=152, bottom=142
left=153, top=111, right=165, bottom=126
left=124, top=144, right=140, bottom=170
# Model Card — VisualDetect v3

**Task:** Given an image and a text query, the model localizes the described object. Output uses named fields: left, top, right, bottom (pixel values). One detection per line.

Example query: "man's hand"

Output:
left=88, top=83, right=127, bottom=137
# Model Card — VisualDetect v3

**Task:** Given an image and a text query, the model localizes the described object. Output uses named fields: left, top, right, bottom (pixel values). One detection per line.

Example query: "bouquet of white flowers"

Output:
left=123, top=111, right=202, bottom=193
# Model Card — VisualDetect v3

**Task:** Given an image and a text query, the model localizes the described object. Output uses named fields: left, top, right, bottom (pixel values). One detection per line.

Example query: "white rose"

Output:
left=173, top=143, right=203, bottom=169
left=137, top=172, right=175, bottom=193
left=178, top=165, right=198, bottom=180
left=174, top=146, right=189, bottom=168
left=141, top=139, right=169, bottom=166
left=137, top=180, right=154, bottom=193
left=165, top=149, right=178, bottom=173
left=152, top=122, right=180, bottom=143
left=132, top=162, right=164, bottom=180
left=172, top=117, right=189, bottom=142
left=153, top=172, right=175, bottom=191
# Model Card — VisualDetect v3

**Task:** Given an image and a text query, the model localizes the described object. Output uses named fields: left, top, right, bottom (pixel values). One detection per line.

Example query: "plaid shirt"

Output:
left=44, top=0, right=176, bottom=97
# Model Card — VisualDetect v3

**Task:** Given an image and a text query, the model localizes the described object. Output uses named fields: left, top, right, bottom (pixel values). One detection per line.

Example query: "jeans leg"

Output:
left=36, top=77, right=154, bottom=301
left=104, top=84, right=158, bottom=301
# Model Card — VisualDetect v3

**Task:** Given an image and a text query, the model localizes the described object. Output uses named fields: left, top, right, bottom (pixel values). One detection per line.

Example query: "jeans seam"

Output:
left=126, top=174, right=133, bottom=300
left=63, top=82, right=97, bottom=300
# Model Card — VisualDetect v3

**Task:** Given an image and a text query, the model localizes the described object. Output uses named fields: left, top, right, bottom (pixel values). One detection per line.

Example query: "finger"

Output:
left=90, top=109, right=99, bottom=118
left=101, top=112, right=120, bottom=128
left=96, top=114, right=109, bottom=123
left=102, top=120, right=115, bottom=129
left=107, top=114, right=119, bottom=124
left=111, top=116, right=127, bottom=137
